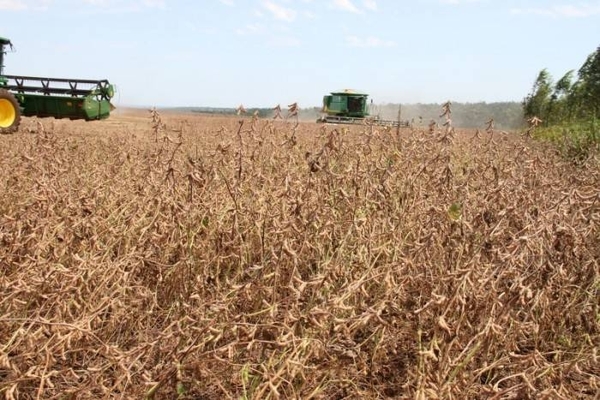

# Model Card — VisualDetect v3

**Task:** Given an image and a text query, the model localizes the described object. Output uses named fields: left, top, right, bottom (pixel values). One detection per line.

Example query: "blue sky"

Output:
left=2, top=0, right=599, bottom=108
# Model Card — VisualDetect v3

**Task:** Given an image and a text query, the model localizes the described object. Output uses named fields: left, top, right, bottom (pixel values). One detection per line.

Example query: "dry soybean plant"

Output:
left=0, top=111, right=598, bottom=399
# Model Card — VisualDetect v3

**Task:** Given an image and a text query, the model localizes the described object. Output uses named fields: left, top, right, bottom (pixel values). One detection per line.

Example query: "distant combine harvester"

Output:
left=317, top=89, right=409, bottom=127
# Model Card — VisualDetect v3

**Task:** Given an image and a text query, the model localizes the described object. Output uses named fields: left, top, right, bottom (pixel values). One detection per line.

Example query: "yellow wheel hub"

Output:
left=0, top=98, right=17, bottom=128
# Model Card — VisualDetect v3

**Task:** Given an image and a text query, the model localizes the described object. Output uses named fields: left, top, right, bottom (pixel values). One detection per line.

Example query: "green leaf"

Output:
left=448, top=203, right=462, bottom=221
left=176, top=382, right=186, bottom=396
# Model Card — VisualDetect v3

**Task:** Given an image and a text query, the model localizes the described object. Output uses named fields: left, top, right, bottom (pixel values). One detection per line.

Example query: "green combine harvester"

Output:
left=0, top=36, right=115, bottom=134
left=317, top=89, right=409, bottom=127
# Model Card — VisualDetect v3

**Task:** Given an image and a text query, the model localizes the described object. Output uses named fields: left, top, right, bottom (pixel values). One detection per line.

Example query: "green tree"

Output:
left=523, top=69, right=553, bottom=122
left=548, top=70, right=574, bottom=122
left=554, top=70, right=574, bottom=97
left=575, top=46, right=600, bottom=117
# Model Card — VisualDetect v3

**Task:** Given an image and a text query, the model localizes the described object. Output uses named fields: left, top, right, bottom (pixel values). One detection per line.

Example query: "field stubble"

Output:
left=0, top=111, right=599, bottom=399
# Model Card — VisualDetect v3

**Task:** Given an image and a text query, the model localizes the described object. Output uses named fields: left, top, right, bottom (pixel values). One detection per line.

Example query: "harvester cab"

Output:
left=320, top=89, right=370, bottom=124
left=0, top=36, right=116, bottom=134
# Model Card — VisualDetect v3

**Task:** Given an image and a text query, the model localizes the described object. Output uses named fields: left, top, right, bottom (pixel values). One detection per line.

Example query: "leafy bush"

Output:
left=533, top=117, right=599, bottom=163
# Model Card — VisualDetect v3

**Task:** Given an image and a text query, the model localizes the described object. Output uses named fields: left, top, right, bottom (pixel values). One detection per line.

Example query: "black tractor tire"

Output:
left=0, top=89, right=21, bottom=134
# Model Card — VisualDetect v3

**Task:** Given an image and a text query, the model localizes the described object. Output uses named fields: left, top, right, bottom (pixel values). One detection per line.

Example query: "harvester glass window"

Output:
left=347, top=96, right=364, bottom=113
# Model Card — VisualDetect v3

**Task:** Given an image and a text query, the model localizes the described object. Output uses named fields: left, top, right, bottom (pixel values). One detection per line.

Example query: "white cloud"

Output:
left=511, top=4, right=600, bottom=18
left=363, top=0, right=377, bottom=11
left=0, top=0, right=27, bottom=10
left=219, top=0, right=233, bottom=6
left=346, top=35, right=395, bottom=48
left=332, top=0, right=361, bottom=13
left=84, top=0, right=112, bottom=5
left=141, top=0, right=164, bottom=8
left=262, top=0, right=296, bottom=22
left=0, top=0, right=50, bottom=10
left=81, top=0, right=165, bottom=11
left=235, top=23, right=265, bottom=35
left=269, top=36, right=302, bottom=47
left=440, top=0, right=482, bottom=4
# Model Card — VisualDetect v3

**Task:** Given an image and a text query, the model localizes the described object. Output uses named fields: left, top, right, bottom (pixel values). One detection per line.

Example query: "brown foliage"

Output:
left=0, top=112, right=599, bottom=399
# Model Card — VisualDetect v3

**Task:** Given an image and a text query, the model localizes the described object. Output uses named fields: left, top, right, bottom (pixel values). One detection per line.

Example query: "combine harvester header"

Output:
left=0, top=36, right=115, bottom=134
left=317, top=89, right=409, bottom=127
